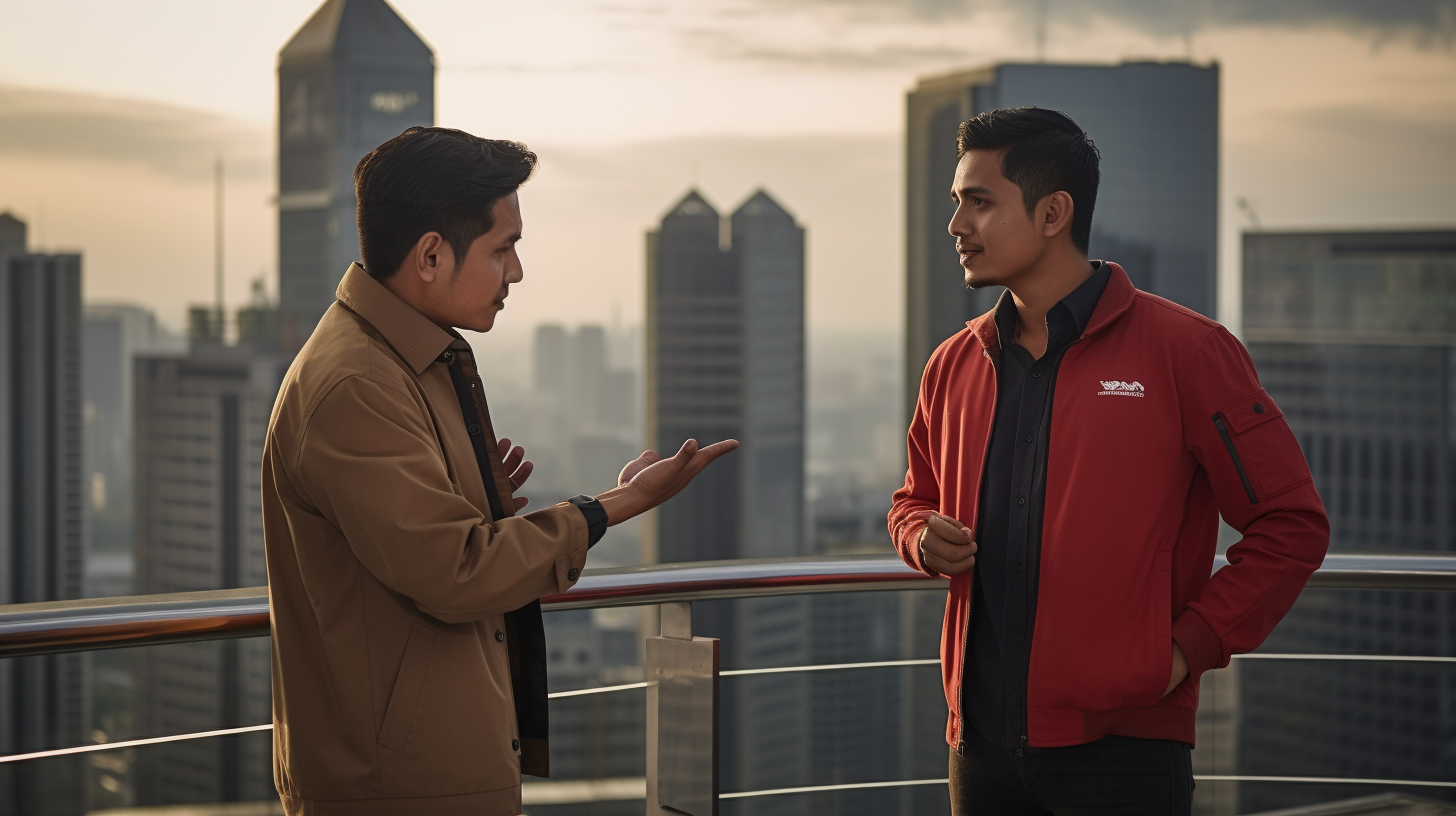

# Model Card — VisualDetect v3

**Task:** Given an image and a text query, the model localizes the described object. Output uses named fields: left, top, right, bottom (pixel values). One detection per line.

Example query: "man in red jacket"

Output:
left=889, top=107, right=1329, bottom=814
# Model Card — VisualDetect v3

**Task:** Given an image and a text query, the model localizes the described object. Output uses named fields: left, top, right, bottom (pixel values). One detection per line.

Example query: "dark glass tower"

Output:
left=904, top=61, right=1219, bottom=422
left=276, top=0, right=434, bottom=348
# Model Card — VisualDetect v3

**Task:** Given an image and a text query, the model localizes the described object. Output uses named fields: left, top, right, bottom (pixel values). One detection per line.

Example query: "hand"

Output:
left=1163, top=641, right=1189, bottom=697
left=617, top=449, right=660, bottom=486
left=919, top=513, right=977, bottom=576
left=498, top=438, right=534, bottom=512
left=596, top=438, right=740, bottom=525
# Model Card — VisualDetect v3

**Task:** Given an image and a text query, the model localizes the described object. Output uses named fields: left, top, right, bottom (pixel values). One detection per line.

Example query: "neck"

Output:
left=1006, top=245, right=1094, bottom=339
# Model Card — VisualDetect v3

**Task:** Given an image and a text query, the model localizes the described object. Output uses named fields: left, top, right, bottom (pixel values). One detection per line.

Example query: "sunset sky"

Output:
left=1, top=0, right=1453, bottom=343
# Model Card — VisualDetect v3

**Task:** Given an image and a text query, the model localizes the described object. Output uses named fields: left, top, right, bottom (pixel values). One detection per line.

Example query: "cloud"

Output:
left=0, top=84, right=267, bottom=181
left=735, top=0, right=1456, bottom=44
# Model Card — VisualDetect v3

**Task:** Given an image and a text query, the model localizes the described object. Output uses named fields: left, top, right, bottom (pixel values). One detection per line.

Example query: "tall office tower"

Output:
left=904, top=61, right=1218, bottom=418
left=277, top=0, right=434, bottom=348
left=647, top=190, right=806, bottom=565
left=81, top=305, right=186, bottom=596
left=132, top=349, right=285, bottom=805
left=1236, top=229, right=1456, bottom=812
left=0, top=213, right=88, bottom=816
left=646, top=189, right=808, bottom=812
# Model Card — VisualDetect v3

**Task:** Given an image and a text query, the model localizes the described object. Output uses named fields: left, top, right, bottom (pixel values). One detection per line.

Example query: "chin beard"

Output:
left=965, top=272, right=999, bottom=290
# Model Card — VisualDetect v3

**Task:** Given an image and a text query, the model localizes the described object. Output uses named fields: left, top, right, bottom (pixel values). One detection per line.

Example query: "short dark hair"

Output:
left=957, top=107, right=1100, bottom=253
left=354, top=127, right=538, bottom=281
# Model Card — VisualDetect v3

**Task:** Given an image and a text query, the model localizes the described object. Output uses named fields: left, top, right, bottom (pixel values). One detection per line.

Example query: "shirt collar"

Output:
left=334, top=263, right=455, bottom=375
left=991, top=260, right=1112, bottom=351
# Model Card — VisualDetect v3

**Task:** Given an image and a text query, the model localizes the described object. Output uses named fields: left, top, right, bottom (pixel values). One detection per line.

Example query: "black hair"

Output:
left=354, top=127, right=538, bottom=281
left=956, top=107, right=1100, bottom=253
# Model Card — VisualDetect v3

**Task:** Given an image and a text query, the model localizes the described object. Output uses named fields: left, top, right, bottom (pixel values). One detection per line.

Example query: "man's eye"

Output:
left=972, top=198, right=986, bottom=206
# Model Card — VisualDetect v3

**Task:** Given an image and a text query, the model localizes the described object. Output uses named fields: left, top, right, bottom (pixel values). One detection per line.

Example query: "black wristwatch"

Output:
left=567, top=495, right=608, bottom=547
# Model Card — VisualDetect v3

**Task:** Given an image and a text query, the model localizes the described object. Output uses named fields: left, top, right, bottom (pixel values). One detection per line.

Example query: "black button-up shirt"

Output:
left=965, top=261, right=1111, bottom=750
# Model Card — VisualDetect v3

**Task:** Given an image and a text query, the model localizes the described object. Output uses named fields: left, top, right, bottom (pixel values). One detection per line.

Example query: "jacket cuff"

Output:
left=1173, top=608, right=1223, bottom=678
left=550, top=502, right=591, bottom=591
left=902, top=518, right=939, bottom=576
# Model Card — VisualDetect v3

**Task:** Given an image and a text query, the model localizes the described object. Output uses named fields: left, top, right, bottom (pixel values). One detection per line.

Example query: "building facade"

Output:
left=0, top=213, right=88, bottom=815
left=277, top=0, right=434, bottom=348
left=131, top=350, right=284, bottom=805
left=82, top=305, right=186, bottom=597
left=1237, top=229, right=1456, bottom=811
left=646, top=189, right=809, bottom=811
left=904, top=61, right=1219, bottom=419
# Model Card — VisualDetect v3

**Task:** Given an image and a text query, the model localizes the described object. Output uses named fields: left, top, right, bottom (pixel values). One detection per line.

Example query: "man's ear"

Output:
left=411, top=232, right=452, bottom=284
left=1039, top=191, right=1075, bottom=241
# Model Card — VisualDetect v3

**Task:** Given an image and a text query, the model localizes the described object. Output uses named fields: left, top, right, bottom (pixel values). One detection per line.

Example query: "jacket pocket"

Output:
left=1213, top=389, right=1309, bottom=503
left=378, top=622, right=439, bottom=754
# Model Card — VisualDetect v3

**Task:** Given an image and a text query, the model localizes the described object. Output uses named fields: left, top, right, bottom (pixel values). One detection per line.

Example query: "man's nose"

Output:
left=947, top=204, right=968, bottom=237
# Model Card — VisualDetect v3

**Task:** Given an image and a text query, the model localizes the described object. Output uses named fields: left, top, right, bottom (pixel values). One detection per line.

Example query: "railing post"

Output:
left=646, top=601, right=719, bottom=815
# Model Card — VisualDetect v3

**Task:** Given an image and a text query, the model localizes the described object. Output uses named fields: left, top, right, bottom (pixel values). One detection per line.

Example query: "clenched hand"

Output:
left=919, top=513, right=978, bottom=576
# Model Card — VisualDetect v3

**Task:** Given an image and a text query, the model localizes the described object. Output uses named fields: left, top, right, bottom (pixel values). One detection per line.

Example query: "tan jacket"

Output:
left=263, top=264, right=590, bottom=815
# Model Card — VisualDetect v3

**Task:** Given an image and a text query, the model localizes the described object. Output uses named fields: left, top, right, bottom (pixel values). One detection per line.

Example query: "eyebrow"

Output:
left=952, top=185, right=994, bottom=199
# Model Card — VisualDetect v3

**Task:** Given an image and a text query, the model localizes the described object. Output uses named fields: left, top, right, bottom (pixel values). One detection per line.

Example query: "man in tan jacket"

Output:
left=262, top=126, right=736, bottom=815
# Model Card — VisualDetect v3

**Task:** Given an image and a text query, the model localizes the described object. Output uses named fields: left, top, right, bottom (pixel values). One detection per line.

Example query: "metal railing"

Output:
left=3, top=553, right=1456, bottom=812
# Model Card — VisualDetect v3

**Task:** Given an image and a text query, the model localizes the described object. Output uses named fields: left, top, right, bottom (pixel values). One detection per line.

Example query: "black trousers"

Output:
left=950, top=726, right=1193, bottom=816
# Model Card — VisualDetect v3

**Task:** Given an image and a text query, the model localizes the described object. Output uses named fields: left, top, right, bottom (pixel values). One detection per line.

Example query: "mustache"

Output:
left=956, top=243, right=983, bottom=252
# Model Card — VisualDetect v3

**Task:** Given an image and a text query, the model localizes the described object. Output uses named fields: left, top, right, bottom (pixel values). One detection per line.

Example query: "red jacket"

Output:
left=889, top=263, right=1329, bottom=749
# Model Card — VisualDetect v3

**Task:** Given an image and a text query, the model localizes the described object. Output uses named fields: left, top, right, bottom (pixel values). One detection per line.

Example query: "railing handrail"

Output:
left=2, top=553, right=1454, bottom=659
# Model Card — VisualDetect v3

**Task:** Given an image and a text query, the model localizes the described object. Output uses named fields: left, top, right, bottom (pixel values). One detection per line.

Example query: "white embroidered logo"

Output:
left=1098, top=380, right=1145, bottom=397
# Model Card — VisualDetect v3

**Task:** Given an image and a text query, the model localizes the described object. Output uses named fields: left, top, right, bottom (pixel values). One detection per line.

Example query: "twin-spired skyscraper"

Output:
left=276, top=0, right=434, bottom=348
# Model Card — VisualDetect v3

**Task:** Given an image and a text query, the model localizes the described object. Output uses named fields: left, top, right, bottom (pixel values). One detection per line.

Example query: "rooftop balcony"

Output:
left=2, top=554, right=1456, bottom=815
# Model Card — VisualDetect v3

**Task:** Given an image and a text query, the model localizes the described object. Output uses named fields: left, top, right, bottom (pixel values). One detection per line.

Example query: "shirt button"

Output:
left=495, top=629, right=505, bottom=642
left=468, top=424, right=482, bottom=436
left=1032, top=371, right=1042, bottom=378
left=439, top=351, right=453, bottom=363
left=512, top=738, right=520, bottom=751
left=1024, top=435, right=1033, bottom=443
left=1018, top=497, right=1027, bottom=506
left=567, top=568, right=580, bottom=581
left=1016, top=634, right=1025, bottom=642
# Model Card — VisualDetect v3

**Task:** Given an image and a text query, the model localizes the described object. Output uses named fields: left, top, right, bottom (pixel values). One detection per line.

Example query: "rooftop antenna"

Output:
left=214, top=156, right=225, bottom=343
left=1236, top=196, right=1261, bottom=231
left=1035, top=0, right=1049, bottom=62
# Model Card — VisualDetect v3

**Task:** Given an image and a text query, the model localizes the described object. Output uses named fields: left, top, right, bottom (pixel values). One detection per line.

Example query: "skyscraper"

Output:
left=276, top=0, right=434, bottom=348
left=646, top=190, right=806, bottom=565
left=904, top=61, right=1219, bottom=418
left=646, top=189, right=808, bottom=810
left=131, top=349, right=285, bottom=805
left=0, top=212, right=88, bottom=816
left=1236, top=228, right=1456, bottom=811
left=81, top=305, right=186, bottom=596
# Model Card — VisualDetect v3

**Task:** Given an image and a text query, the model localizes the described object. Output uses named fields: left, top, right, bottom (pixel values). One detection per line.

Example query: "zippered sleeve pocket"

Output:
left=1212, top=389, right=1310, bottom=504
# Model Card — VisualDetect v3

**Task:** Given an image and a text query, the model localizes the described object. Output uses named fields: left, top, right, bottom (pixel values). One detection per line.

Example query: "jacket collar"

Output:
left=335, top=263, right=455, bottom=375
left=968, top=260, right=1136, bottom=354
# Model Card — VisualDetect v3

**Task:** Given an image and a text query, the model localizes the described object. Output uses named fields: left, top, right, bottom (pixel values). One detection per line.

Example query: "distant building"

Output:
left=131, top=348, right=285, bottom=805
left=0, top=212, right=88, bottom=816
left=646, top=189, right=808, bottom=809
left=647, top=189, right=806, bottom=565
left=82, top=304, right=186, bottom=596
left=277, top=0, right=434, bottom=348
left=1237, top=229, right=1456, bottom=812
left=904, top=61, right=1219, bottom=419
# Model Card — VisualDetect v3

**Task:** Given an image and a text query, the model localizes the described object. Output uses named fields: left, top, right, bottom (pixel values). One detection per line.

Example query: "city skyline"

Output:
left=0, top=3, right=1452, bottom=339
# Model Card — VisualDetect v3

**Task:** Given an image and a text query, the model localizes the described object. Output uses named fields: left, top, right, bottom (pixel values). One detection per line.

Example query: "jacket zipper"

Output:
left=1212, top=413, right=1258, bottom=504
left=1016, top=340, right=1076, bottom=751
left=960, top=347, right=998, bottom=755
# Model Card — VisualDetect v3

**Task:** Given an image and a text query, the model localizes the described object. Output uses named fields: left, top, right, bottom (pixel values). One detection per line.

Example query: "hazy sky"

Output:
left=0, top=0, right=1453, bottom=341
